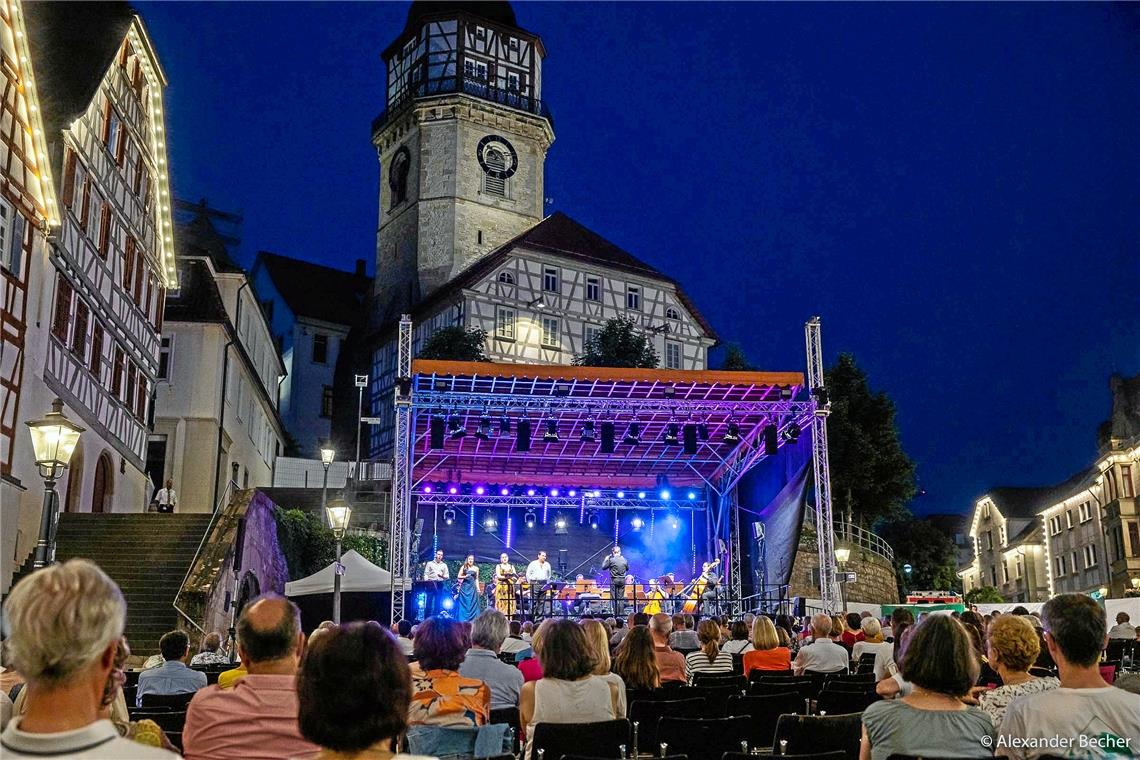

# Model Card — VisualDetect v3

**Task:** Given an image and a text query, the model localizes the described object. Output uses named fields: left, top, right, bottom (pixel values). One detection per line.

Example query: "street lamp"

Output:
left=326, top=498, right=352, bottom=624
left=902, top=562, right=913, bottom=600
left=834, top=544, right=851, bottom=613
left=319, top=442, right=335, bottom=511
left=25, top=399, right=84, bottom=568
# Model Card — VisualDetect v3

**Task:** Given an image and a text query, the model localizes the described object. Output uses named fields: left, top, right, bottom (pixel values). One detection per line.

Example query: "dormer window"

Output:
left=666, top=307, right=680, bottom=321
left=498, top=271, right=515, bottom=285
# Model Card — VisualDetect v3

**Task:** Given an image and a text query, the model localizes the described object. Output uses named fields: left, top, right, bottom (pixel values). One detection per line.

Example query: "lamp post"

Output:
left=326, top=498, right=352, bottom=624
left=25, top=399, right=84, bottom=568
left=902, top=562, right=913, bottom=600
left=834, top=544, right=851, bottom=613
left=353, top=374, right=368, bottom=491
left=319, top=442, right=335, bottom=513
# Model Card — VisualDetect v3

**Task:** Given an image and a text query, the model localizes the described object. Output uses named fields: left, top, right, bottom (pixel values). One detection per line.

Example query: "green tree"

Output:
left=418, top=326, right=489, bottom=362
left=720, top=343, right=755, bottom=371
left=274, top=508, right=386, bottom=579
left=965, top=586, right=1005, bottom=604
left=878, top=517, right=959, bottom=597
left=826, top=353, right=916, bottom=526
left=574, top=317, right=659, bottom=368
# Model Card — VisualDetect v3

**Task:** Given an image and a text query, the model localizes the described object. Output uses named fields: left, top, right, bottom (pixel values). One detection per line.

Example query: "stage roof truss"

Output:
left=416, top=492, right=709, bottom=512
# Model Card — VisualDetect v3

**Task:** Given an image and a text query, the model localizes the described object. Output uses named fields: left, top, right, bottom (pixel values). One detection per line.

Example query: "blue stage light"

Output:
left=631, top=516, right=644, bottom=530
left=616, top=491, right=625, bottom=498
left=550, top=488, right=560, bottom=497
left=442, top=597, right=453, bottom=610
left=475, top=485, right=485, bottom=495
left=638, top=491, right=646, bottom=499
left=527, top=488, right=536, bottom=496
left=500, top=487, right=510, bottom=496
left=660, top=489, right=671, bottom=500
left=568, top=489, right=577, bottom=497
left=687, top=491, right=697, bottom=500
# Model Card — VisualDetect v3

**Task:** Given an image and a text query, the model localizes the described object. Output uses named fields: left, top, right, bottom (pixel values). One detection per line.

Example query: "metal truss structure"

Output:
left=416, top=491, right=708, bottom=513
left=806, top=316, right=839, bottom=613
left=389, top=315, right=413, bottom=624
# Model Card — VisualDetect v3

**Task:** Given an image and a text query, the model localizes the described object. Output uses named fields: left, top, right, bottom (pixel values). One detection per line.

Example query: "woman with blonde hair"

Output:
left=971, top=614, right=1058, bottom=726
left=743, top=615, right=792, bottom=676
left=612, top=626, right=660, bottom=690
left=852, top=617, right=893, bottom=678
left=580, top=619, right=627, bottom=717
left=684, top=619, right=733, bottom=683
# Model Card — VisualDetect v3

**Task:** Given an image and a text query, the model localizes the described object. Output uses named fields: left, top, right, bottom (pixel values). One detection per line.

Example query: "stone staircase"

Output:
left=50, top=513, right=214, bottom=654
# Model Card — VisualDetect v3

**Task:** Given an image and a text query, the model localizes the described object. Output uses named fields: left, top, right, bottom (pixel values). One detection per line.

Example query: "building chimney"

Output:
left=355, top=258, right=366, bottom=277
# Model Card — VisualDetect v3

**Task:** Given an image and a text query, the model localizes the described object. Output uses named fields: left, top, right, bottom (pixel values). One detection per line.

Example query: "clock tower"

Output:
left=373, top=2, right=555, bottom=320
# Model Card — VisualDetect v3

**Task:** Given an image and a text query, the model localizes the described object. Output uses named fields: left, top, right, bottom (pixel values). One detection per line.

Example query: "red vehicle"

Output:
left=906, top=591, right=963, bottom=605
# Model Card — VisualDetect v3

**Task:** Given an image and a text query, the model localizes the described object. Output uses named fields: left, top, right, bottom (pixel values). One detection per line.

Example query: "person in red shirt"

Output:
left=840, top=612, right=866, bottom=648
left=648, top=613, right=688, bottom=683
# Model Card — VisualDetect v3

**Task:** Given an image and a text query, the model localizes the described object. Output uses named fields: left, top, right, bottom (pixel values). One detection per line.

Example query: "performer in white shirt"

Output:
left=525, top=551, right=552, bottom=620
left=152, top=479, right=178, bottom=513
left=423, top=550, right=450, bottom=618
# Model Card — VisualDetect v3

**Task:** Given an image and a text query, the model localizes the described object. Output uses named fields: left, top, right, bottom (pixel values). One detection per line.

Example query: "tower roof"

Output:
left=403, top=1, right=518, bottom=34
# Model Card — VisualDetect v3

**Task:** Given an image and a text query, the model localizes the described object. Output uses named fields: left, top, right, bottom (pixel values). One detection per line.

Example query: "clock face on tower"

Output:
left=476, top=135, right=519, bottom=179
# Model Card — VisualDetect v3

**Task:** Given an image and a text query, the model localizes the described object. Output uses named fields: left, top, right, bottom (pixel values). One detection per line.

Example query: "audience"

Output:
left=136, top=629, right=208, bottom=705
left=613, top=626, right=661, bottom=690
left=609, top=613, right=636, bottom=649
left=520, top=621, right=534, bottom=642
left=743, top=616, right=792, bottom=676
left=0, top=642, right=25, bottom=699
left=685, top=619, right=733, bottom=682
left=580, top=620, right=627, bottom=718
left=458, top=610, right=524, bottom=710
left=841, top=612, right=865, bottom=647
left=520, top=620, right=619, bottom=760
left=182, top=595, right=319, bottom=759
left=861, top=614, right=994, bottom=760
left=408, top=616, right=490, bottom=727
left=851, top=617, right=893, bottom=677
left=518, top=622, right=545, bottom=683
left=997, top=594, right=1140, bottom=759
left=793, top=613, right=849, bottom=675
left=500, top=621, right=530, bottom=655
left=720, top=620, right=754, bottom=655
left=648, top=613, right=688, bottom=683
left=0, top=559, right=177, bottom=758
left=668, top=614, right=700, bottom=650
left=973, top=614, right=1058, bottom=727
left=1107, top=611, right=1135, bottom=640
left=189, top=632, right=230, bottom=666
left=394, top=620, right=416, bottom=657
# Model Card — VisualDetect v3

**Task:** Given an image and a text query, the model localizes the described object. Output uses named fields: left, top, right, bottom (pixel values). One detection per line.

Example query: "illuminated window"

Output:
left=665, top=341, right=682, bottom=370
left=541, top=317, right=559, bottom=348
left=495, top=306, right=515, bottom=340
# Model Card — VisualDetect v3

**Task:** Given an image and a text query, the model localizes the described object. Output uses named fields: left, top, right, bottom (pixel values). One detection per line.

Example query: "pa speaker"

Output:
left=233, top=517, right=247, bottom=572
left=683, top=424, right=697, bottom=454
left=429, top=417, right=445, bottom=449
left=752, top=521, right=765, bottom=541
left=764, top=424, right=778, bottom=455
left=516, top=419, right=531, bottom=452
left=600, top=422, right=615, bottom=454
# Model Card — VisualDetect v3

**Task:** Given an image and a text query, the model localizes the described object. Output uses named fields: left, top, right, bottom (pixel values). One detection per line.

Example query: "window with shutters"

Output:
left=482, top=148, right=508, bottom=197
left=62, top=150, right=78, bottom=209
left=79, top=176, right=91, bottom=233
left=154, top=287, right=166, bottom=331
left=158, top=336, right=173, bottom=380
left=112, top=346, right=125, bottom=398
left=133, top=258, right=144, bottom=304
left=136, top=376, right=148, bottom=420
left=125, top=361, right=137, bottom=409
left=52, top=277, right=73, bottom=343
left=98, top=205, right=112, bottom=259
left=103, top=103, right=124, bottom=165
left=0, top=198, right=24, bottom=276
left=71, top=300, right=89, bottom=361
left=123, top=237, right=136, bottom=290
left=91, top=323, right=104, bottom=382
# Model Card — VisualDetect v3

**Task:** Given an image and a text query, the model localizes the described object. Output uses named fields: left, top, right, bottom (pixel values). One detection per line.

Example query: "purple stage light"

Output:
left=448, top=485, right=458, bottom=495
left=475, top=485, right=485, bottom=495
left=423, top=484, right=433, bottom=493
left=568, top=489, right=577, bottom=497
left=616, top=491, right=625, bottom=498
left=500, top=487, right=510, bottom=496
left=550, top=488, right=560, bottom=497
left=526, top=488, right=536, bottom=496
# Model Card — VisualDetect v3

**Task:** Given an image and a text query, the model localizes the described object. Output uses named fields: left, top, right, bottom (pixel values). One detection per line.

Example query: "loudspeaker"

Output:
left=793, top=596, right=806, bottom=617
left=683, top=424, right=697, bottom=454
left=764, top=424, right=778, bottom=455
left=516, top=419, right=531, bottom=452
left=429, top=417, right=445, bottom=449
left=600, top=422, right=615, bottom=454
left=233, top=517, right=247, bottom=573
left=752, top=521, right=765, bottom=541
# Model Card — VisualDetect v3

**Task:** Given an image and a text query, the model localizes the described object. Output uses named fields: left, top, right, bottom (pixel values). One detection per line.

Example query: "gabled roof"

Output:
left=23, top=1, right=136, bottom=143
left=254, top=252, right=372, bottom=328
left=378, top=211, right=718, bottom=340
left=984, top=466, right=1099, bottom=521
left=164, top=259, right=228, bottom=324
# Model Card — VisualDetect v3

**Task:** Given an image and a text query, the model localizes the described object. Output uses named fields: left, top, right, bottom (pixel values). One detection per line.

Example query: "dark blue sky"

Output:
left=136, top=2, right=1140, bottom=517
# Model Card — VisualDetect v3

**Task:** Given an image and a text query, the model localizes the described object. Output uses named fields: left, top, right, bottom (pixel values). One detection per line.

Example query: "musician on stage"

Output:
left=601, top=545, right=629, bottom=618
left=698, top=561, right=722, bottom=615
left=493, top=552, right=517, bottom=616
left=455, top=554, right=481, bottom=622
left=423, top=549, right=450, bottom=617
left=524, top=551, right=552, bottom=620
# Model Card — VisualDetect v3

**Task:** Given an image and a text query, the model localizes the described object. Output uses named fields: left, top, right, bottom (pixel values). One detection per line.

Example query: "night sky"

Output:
left=134, top=2, right=1140, bottom=518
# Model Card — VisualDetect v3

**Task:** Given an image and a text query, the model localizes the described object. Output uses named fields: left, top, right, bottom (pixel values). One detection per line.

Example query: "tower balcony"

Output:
left=372, top=75, right=553, bottom=135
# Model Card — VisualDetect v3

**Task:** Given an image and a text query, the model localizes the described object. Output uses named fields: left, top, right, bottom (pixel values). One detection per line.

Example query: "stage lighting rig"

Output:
left=524, top=510, right=537, bottom=528
left=579, top=420, right=596, bottom=442
left=543, top=420, right=560, bottom=443
left=623, top=423, right=641, bottom=445
left=723, top=421, right=741, bottom=444
left=448, top=415, right=466, bottom=439
left=443, top=508, right=456, bottom=526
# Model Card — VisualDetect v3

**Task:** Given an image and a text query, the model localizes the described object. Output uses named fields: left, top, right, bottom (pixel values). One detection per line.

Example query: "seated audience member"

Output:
left=685, top=619, right=733, bottom=683
left=830, top=615, right=848, bottom=646
left=182, top=595, right=320, bottom=760
left=997, top=594, right=1140, bottom=759
left=520, top=620, right=619, bottom=760
left=609, top=614, right=635, bottom=649
left=520, top=621, right=534, bottom=643
left=216, top=663, right=247, bottom=689
left=518, top=622, right=545, bottom=683
left=874, top=607, right=915, bottom=684
left=668, top=614, right=700, bottom=650
left=841, top=612, right=865, bottom=647
left=408, top=617, right=490, bottom=727
left=395, top=620, right=416, bottom=657
left=721, top=620, right=754, bottom=655
left=501, top=620, right=530, bottom=655
left=459, top=610, right=524, bottom=710
left=1107, top=611, right=1135, bottom=640
left=135, top=629, right=208, bottom=706
left=581, top=620, right=627, bottom=718
left=0, top=691, right=10, bottom=731
left=0, top=641, right=24, bottom=699
left=298, top=621, right=433, bottom=760
left=851, top=618, right=893, bottom=678
left=861, top=615, right=994, bottom=760
left=613, top=626, right=661, bottom=690
left=793, top=614, right=849, bottom=675
left=0, top=559, right=176, bottom=758
left=973, top=614, right=1058, bottom=727
left=190, top=632, right=230, bottom=667
left=97, top=637, right=176, bottom=751
left=743, top=616, right=792, bottom=675
left=648, top=613, right=688, bottom=683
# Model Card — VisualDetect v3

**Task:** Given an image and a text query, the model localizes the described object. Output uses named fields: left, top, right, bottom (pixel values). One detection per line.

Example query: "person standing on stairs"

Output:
left=151, top=480, right=178, bottom=514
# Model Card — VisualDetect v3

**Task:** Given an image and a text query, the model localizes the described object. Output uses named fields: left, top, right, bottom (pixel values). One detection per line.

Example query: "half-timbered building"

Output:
left=1, top=2, right=176, bottom=589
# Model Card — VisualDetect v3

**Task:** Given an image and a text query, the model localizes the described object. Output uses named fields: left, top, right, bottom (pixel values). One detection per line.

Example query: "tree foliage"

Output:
left=720, top=343, right=756, bottom=371
left=964, top=586, right=1005, bottom=604
left=574, top=317, right=659, bottom=368
left=274, top=508, right=386, bottom=580
left=418, top=326, right=489, bottom=362
left=825, top=353, right=916, bottom=526
left=878, top=518, right=959, bottom=596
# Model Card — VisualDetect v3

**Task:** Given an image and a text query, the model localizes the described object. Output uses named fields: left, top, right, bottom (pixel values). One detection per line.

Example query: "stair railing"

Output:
left=173, top=479, right=237, bottom=636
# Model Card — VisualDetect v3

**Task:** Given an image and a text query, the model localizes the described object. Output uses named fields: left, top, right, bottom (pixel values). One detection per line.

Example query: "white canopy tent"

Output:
left=284, top=550, right=393, bottom=596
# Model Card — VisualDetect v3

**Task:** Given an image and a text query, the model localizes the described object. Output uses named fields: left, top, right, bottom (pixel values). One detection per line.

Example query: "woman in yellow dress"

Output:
left=494, top=552, right=517, bottom=616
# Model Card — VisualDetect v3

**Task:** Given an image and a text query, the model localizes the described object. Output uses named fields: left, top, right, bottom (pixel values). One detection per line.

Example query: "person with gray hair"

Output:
left=648, top=612, right=687, bottom=683
left=792, top=613, right=849, bottom=676
left=0, top=559, right=176, bottom=758
left=190, top=632, right=230, bottom=667
left=458, top=609, right=524, bottom=709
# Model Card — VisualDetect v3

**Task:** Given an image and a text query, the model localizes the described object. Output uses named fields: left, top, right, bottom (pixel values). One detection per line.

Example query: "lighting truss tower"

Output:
left=805, top=316, right=839, bottom=613
left=389, top=314, right=413, bottom=624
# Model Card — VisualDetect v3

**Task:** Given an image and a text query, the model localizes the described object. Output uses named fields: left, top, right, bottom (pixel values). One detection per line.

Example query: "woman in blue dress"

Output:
left=455, top=554, right=482, bottom=622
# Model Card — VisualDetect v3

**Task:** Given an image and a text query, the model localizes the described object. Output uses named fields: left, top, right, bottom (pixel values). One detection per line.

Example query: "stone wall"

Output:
left=789, top=526, right=900, bottom=605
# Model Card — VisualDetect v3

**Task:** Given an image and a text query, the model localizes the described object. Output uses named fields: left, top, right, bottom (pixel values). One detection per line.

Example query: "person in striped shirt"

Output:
left=685, top=619, right=734, bottom=684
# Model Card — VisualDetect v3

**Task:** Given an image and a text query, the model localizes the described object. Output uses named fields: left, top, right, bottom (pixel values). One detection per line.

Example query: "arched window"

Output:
left=665, top=307, right=681, bottom=321
left=498, top=271, right=515, bottom=285
left=388, top=147, right=410, bottom=208
left=483, top=149, right=507, bottom=197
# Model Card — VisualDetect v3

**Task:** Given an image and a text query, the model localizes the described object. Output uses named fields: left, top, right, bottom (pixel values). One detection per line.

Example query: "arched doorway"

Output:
left=64, top=444, right=84, bottom=513
left=90, top=453, right=113, bottom=513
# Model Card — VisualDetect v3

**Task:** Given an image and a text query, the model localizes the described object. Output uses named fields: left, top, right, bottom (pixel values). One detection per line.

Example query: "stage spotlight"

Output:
left=422, top=484, right=433, bottom=494
left=475, top=416, right=492, bottom=441
left=623, top=423, right=641, bottom=445
left=475, top=485, right=485, bottom=495
left=448, top=415, right=466, bottom=439
left=442, top=597, right=454, bottom=610
left=638, top=491, right=646, bottom=499
left=631, top=516, right=644, bottom=530
left=500, top=487, right=510, bottom=496
left=697, top=423, right=709, bottom=441
left=780, top=386, right=794, bottom=400
left=448, top=485, right=458, bottom=495
left=660, top=489, right=671, bottom=500
left=784, top=422, right=802, bottom=443
left=588, top=511, right=599, bottom=529
left=616, top=491, right=625, bottom=498
left=524, top=510, right=537, bottom=528
left=663, top=423, right=680, bottom=445
left=580, top=420, right=596, bottom=442
left=526, top=488, right=536, bottom=496
left=671, top=517, right=680, bottom=529
left=443, top=508, right=456, bottom=525
left=483, top=512, right=498, bottom=531
left=687, top=491, right=697, bottom=500
left=499, top=415, right=511, bottom=434
left=543, top=420, right=560, bottom=443
left=568, top=489, right=577, bottom=497
left=555, top=516, right=568, bottom=534
left=723, top=421, right=741, bottom=444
